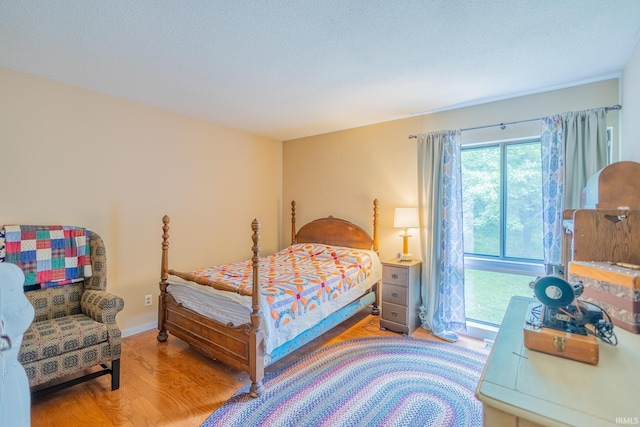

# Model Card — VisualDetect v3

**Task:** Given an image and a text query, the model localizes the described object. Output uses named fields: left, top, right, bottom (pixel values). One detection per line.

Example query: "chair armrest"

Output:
left=81, top=290, right=124, bottom=360
left=81, top=290, right=125, bottom=324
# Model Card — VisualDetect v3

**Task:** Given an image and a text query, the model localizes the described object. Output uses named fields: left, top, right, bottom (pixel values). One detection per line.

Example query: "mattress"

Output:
left=167, top=243, right=382, bottom=353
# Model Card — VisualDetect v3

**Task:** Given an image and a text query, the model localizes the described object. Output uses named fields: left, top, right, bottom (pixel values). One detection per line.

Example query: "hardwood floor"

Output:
left=30, top=313, right=487, bottom=426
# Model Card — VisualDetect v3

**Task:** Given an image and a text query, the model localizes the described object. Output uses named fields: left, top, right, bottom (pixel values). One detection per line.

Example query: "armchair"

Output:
left=5, top=230, right=124, bottom=396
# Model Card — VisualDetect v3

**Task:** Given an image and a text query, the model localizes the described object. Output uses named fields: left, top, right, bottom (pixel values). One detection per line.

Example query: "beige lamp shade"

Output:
left=393, top=207, right=419, bottom=229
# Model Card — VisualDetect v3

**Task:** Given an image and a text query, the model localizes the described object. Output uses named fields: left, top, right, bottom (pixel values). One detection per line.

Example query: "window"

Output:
left=461, top=139, right=545, bottom=326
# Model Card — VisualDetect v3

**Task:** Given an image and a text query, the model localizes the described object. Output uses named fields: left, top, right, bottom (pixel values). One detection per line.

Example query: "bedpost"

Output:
left=372, top=199, right=379, bottom=254
left=249, top=219, right=265, bottom=397
left=161, top=215, right=170, bottom=285
left=291, top=200, right=296, bottom=244
left=158, top=215, right=170, bottom=342
left=371, top=200, right=381, bottom=316
left=250, top=219, right=262, bottom=324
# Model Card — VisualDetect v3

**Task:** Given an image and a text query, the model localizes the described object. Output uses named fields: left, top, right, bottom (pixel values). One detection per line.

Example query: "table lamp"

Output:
left=394, top=207, right=419, bottom=261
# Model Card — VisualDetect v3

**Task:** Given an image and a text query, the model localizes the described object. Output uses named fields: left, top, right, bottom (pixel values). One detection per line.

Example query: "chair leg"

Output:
left=32, top=360, right=121, bottom=398
left=111, top=358, right=121, bottom=390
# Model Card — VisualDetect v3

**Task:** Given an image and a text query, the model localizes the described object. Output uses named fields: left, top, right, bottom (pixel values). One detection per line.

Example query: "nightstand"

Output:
left=379, top=258, right=421, bottom=335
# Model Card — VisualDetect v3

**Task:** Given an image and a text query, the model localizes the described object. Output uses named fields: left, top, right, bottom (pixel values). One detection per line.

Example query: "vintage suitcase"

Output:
left=568, top=261, right=640, bottom=334
left=523, top=303, right=599, bottom=365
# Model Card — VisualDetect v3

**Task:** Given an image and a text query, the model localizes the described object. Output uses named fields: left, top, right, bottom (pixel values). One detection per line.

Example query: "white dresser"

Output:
left=476, top=296, right=640, bottom=427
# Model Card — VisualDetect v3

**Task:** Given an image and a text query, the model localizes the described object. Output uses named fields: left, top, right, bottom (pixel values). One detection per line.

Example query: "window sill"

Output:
left=463, top=320, right=499, bottom=341
left=464, top=256, right=545, bottom=276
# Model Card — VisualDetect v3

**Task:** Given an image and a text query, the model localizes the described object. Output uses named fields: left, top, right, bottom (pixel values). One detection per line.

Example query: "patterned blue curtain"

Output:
left=540, top=116, right=564, bottom=266
left=417, top=130, right=466, bottom=341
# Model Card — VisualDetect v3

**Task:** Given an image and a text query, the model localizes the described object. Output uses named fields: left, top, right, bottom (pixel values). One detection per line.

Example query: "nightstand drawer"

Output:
left=382, top=302, right=408, bottom=324
left=382, top=266, right=408, bottom=286
left=382, top=284, right=408, bottom=305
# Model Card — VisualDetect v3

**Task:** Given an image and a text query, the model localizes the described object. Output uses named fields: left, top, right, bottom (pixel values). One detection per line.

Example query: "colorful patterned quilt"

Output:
left=0, top=225, right=92, bottom=291
left=188, top=243, right=382, bottom=351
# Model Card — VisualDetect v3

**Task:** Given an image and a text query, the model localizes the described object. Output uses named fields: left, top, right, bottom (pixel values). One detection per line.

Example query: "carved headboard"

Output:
left=290, top=199, right=379, bottom=252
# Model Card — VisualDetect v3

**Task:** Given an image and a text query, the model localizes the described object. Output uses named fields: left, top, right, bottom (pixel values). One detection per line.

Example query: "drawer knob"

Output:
left=391, top=273, right=399, bottom=279
left=391, top=292, right=399, bottom=298
left=391, top=311, right=398, bottom=317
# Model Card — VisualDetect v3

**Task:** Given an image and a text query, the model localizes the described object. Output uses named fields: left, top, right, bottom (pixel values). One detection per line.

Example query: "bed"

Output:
left=157, top=199, right=381, bottom=397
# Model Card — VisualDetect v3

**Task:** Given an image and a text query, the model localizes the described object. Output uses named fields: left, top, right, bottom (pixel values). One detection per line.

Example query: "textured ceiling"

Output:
left=2, top=1, right=640, bottom=140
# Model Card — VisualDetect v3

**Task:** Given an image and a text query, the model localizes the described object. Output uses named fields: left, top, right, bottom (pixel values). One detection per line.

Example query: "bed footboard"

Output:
left=157, top=215, right=265, bottom=397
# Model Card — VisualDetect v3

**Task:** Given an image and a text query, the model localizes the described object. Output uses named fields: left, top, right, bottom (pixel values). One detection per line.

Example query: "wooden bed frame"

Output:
left=157, top=199, right=380, bottom=397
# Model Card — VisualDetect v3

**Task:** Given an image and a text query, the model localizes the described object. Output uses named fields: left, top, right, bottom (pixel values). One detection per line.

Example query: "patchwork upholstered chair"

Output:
left=0, top=227, right=124, bottom=396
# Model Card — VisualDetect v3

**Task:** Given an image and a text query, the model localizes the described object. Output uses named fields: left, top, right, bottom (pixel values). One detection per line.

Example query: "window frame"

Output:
left=462, top=137, right=546, bottom=328
left=461, top=136, right=545, bottom=269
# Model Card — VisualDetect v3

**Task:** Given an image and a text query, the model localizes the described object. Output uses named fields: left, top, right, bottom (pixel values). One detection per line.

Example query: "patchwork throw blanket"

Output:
left=190, top=243, right=381, bottom=350
left=0, top=225, right=92, bottom=291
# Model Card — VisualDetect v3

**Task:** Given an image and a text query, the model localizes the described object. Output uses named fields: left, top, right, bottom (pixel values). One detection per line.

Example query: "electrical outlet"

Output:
left=144, top=294, right=152, bottom=307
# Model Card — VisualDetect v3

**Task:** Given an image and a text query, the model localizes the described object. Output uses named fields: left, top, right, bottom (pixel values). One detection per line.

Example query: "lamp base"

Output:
left=397, top=252, right=413, bottom=262
left=400, top=234, right=412, bottom=261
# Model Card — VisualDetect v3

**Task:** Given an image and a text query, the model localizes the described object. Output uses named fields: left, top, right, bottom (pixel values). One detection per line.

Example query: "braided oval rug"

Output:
left=201, top=336, right=487, bottom=427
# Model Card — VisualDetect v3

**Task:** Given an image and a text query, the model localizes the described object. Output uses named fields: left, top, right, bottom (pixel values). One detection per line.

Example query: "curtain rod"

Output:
left=407, top=104, right=622, bottom=139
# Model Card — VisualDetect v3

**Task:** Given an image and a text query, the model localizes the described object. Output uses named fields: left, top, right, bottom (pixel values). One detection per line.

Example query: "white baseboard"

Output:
left=121, top=321, right=157, bottom=338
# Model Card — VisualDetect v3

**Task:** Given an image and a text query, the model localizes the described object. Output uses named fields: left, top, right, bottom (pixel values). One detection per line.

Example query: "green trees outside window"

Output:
left=461, top=140, right=544, bottom=325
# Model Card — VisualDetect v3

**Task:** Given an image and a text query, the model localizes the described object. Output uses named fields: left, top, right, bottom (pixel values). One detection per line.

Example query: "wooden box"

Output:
left=561, top=161, right=640, bottom=271
left=523, top=304, right=599, bottom=365
left=568, top=261, right=640, bottom=334
left=572, top=209, right=640, bottom=266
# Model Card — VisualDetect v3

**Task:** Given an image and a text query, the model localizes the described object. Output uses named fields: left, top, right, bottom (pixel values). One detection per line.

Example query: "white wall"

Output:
left=621, top=37, right=640, bottom=161
left=0, top=67, right=282, bottom=336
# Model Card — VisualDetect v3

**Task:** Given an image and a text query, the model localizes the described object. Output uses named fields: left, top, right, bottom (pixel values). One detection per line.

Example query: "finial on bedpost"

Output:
left=373, top=199, right=379, bottom=254
left=291, top=200, right=297, bottom=244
